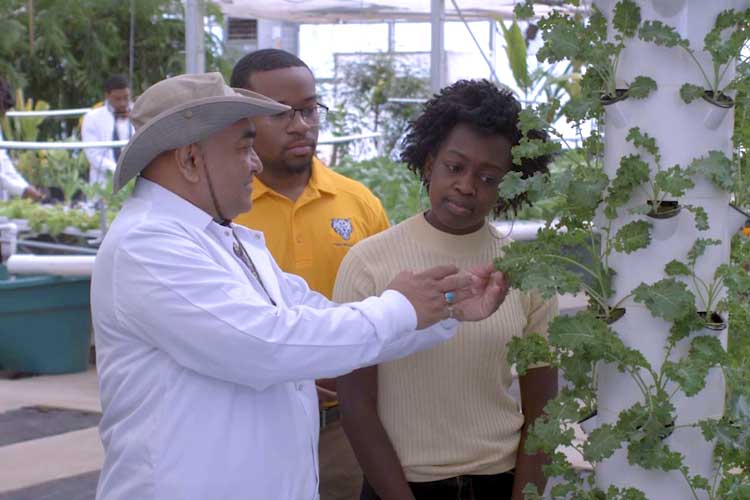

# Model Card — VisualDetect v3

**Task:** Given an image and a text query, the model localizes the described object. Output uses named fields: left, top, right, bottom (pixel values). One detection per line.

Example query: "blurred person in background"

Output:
left=81, top=74, right=133, bottom=186
left=0, top=77, right=42, bottom=201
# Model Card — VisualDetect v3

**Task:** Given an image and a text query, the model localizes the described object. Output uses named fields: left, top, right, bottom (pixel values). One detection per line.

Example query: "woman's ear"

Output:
left=175, top=144, right=202, bottom=184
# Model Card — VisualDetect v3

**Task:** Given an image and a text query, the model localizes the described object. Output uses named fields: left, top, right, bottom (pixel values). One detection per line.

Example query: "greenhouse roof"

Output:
left=215, top=0, right=577, bottom=23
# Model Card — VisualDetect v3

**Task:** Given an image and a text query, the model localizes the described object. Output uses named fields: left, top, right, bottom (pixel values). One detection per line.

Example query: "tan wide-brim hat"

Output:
left=112, top=72, right=288, bottom=192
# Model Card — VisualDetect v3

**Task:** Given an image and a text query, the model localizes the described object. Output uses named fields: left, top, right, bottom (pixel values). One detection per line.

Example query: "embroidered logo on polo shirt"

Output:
left=331, top=218, right=353, bottom=241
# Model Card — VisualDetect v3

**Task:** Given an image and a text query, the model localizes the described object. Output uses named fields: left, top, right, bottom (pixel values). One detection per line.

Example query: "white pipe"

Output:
left=491, top=219, right=546, bottom=241
left=6, top=255, right=95, bottom=277
left=5, top=108, right=91, bottom=118
left=318, top=132, right=381, bottom=144
left=0, top=139, right=128, bottom=150
left=1, top=133, right=381, bottom=151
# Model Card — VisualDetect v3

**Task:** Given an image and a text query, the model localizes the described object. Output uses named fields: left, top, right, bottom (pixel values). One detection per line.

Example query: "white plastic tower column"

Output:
left=592, top=1, right=738, bottom=498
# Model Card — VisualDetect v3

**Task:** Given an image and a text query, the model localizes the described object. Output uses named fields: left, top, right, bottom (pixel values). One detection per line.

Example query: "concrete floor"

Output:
left=0, top=368, right=102, bottom=498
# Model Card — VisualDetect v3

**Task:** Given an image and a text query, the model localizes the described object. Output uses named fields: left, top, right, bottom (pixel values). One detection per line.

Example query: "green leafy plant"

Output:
left=536, top=0, right=657, bottom=113
left=732, top=58, right=750, bottom=207
left=508, top=298, right=733, bottom=499
left=0, top=198, right=98, bottom=236
left=665, top=237, right=750, bottom=330
left=639, top=9, right=750, bottom=106
left=502, top=3, right=750, bottom=498
left=0, top=88, right=49, bottom=142
left=606, top=127, right=708, bottom=227
left=14, top=148, right=88, bottom=204
left=498, top=16, right=578, bottom=121
left=498, top=110, right=652, bottom=322
left=0, top=0, right=231, bottom=140
left=334, top=55, right=429, bottom=160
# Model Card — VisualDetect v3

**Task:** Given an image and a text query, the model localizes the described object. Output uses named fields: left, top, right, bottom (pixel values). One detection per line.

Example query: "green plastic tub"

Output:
left=0, top=265, right=91, bottom=374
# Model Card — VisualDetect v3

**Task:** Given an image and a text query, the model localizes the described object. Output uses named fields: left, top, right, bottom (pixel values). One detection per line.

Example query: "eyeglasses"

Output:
left=268, top=102, right=329, bottom=127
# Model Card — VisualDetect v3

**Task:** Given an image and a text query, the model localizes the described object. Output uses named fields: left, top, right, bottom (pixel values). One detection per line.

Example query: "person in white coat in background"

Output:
left=91, top=72, right=510, bottom=500
left=81, top=74, right=133, bottom=186
left=0, top=77, right=42, bottom=201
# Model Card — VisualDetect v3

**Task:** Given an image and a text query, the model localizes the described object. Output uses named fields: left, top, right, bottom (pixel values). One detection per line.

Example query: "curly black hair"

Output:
left=400, top=79, right=551, bottom=215
left=0, top=77, right=13, bottom=117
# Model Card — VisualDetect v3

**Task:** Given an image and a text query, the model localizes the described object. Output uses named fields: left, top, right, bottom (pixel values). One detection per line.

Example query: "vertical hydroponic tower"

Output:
left=593, top=0, right=743, bottom=497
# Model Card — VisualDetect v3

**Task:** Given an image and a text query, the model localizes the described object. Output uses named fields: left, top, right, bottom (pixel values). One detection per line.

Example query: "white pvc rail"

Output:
left=6, top=254, right=95, bottom=276
left=0, top=132, right=381, bottom=150
left=5, top=108, right=91, bottom=118
left=0, top=139, right=128, bottom=150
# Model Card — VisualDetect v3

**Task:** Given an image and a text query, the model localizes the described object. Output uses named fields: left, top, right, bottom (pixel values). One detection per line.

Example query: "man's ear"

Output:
left=175, top=143, right=202, bottom=184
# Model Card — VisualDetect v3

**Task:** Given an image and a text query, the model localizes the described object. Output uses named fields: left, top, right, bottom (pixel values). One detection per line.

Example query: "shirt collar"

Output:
left=132, top=177, right=214, bottom=230
left=251, top=157, right=337, bottom=201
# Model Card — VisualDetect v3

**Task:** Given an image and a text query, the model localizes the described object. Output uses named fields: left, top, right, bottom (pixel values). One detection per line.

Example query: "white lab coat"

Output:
left=92, top=178, right=457, bottom=500
left=0, top=129, right=29, bottom=201
left=81, top=104, right=133, bottom=186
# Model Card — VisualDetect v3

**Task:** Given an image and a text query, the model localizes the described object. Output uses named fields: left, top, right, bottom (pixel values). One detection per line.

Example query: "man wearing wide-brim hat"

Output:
left=91, top=72, right=510, bottom=500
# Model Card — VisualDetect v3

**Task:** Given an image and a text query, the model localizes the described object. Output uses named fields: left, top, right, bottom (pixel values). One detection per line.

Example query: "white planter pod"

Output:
left=602, top=98, right=630, bottom=129
left=650, top=0, right=688, bottom=18
left=647, top=206, right=682, bottom=240
left=579, top=412, right=599, bottom=435
left=703, top=97, right=734, bottom=130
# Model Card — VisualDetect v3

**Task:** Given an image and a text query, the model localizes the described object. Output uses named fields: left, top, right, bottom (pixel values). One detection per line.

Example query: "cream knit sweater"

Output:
left=333, top=213, right=557, bottom=482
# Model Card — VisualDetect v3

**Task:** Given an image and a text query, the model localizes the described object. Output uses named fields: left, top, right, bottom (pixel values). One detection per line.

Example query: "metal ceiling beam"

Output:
left=185, top=0, right=206, bottom=73
left=430, top=0, right=445, bottom=93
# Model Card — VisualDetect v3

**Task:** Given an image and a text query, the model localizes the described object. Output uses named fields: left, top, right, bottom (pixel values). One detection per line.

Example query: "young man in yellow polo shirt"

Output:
left=230, top=49, right=389, bottom=500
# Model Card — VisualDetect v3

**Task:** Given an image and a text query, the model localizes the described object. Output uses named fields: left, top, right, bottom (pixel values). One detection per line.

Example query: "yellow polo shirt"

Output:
left=234, top=158, right=390, bottom=298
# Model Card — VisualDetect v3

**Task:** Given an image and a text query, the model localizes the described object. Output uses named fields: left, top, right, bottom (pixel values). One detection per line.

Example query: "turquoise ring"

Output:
left=444, top=291, right=455, bottom=304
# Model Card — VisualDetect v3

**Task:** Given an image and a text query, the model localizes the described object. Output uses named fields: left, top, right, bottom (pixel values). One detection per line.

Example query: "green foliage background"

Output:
left=0, top=0, right=230, bottom=139
left=333, top=156, right=427, bottom=225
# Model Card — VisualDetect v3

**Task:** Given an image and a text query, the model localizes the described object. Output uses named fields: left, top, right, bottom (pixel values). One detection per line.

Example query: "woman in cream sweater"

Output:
left=334, top=79, right=557, bottom=500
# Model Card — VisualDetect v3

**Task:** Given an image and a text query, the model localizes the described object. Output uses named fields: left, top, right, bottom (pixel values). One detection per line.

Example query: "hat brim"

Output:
left=113, top=93, right=288, bottom=192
